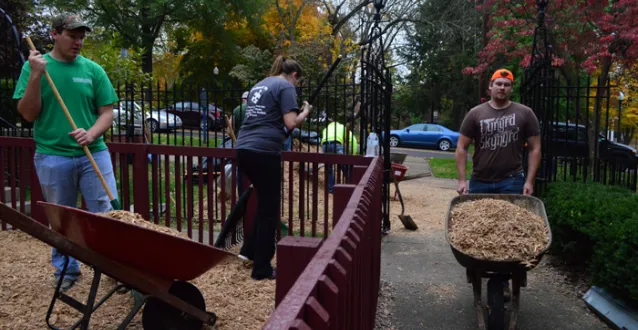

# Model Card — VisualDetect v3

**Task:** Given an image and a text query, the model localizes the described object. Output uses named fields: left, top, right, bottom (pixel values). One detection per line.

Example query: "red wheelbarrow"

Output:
left=0, top=201, right=234, bottom=330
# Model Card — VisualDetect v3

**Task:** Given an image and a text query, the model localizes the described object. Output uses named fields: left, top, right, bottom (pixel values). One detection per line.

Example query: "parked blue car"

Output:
left=389, top=123, right=460, bottom=151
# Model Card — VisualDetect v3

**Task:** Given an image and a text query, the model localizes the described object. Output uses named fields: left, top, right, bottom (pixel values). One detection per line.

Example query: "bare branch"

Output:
left=331, top=0, right=372, bottom=37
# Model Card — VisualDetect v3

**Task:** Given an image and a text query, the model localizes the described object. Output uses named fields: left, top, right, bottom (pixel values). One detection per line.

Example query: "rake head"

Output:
left=214, top=186, right=253, bottom=250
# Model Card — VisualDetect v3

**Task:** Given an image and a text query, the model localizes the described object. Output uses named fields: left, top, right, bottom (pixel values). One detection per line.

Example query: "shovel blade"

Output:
left=398, top=215, right=418, bottom=231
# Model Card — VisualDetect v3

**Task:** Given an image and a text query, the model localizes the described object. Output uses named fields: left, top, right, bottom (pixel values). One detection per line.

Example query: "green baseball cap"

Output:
left=52, top=12, right=92, bottom=32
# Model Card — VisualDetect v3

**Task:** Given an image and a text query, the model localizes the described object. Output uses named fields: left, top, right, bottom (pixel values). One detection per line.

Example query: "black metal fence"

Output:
left=103, top=78, right=363, bottom=150
left=0, top=8, right=29, bottom=138
left=520, top=1, right=637, bottom=193
left=1, top=76, right=366, bottom=152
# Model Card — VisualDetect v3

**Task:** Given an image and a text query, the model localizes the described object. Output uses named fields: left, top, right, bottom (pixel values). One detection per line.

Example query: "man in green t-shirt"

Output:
left=13, top=13, right=119, bottom=292
left=231, top=91, right=248, bottom=135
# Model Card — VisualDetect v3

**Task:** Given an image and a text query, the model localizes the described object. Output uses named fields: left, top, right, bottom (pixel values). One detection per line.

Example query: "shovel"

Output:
left=392, top=173, right=417, bottom=230
left=25, top=36, right=121, bottom=211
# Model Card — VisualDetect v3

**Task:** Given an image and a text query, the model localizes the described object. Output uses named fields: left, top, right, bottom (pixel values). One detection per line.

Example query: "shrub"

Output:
left=542, top=181, right=638, bottom=304
left=589, top=215, right=638, bottom=305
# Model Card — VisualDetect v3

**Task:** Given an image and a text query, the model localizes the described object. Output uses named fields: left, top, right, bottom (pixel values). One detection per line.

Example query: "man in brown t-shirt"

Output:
left=455, top=69, right=541, bottom=196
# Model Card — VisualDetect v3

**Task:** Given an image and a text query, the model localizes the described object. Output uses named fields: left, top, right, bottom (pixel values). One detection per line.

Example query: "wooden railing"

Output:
left=265, top=156, right=383, bottom=329
left=0, top=137, right=371, bottom=241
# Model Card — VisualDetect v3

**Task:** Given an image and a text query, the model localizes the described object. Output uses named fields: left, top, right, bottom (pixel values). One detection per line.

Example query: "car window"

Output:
left=553, top=125, right=586, bottom=142
left=568, top=127, right=586, bottom=141
left=188, top=102, right=200, bottom=111
left=407, top=124, right=426, bottom=131
left=172, top=102, right=184, bottom=111
left=425, top=125, right=442, bottom=132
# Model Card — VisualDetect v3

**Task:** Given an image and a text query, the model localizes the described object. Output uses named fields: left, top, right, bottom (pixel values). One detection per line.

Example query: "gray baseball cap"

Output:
left=52, top=13, right=92, bottom=32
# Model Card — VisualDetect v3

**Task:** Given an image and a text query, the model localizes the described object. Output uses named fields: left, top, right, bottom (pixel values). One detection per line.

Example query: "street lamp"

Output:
left=618, top=91, right=625, bottom=141
left=213, top=66, right=219, bottom=75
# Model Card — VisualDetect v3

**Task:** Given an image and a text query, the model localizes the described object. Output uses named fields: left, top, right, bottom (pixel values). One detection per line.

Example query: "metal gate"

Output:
left=0, top=8, right=28, bottom=137
left=520, top=1, right=637, bottom=193
left=360, top=2, right=392, bottom=232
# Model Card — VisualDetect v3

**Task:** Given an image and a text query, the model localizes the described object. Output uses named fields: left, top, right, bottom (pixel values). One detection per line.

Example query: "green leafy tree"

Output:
left=43, top=0, right=263, bottom=74
left=398, top=0, right=481, bottom=129
left=229, top=45, right=272, bottom=84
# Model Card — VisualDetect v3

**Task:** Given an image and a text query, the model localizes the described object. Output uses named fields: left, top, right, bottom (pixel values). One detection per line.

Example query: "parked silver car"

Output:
left=113, top=101, right=182, bottom=133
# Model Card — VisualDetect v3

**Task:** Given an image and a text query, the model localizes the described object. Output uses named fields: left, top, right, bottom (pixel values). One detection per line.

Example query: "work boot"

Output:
left=251, top=268, right=276, bottom=281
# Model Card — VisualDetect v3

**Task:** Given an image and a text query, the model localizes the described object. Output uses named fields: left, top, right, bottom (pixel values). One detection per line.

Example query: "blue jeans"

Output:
left=283, top=134, right=293, bottom=151
left=469, top=171, right=525, bottom=194
left=34, top=150, right=119, bottom=281
left=322, top=142, right=346, bottom=193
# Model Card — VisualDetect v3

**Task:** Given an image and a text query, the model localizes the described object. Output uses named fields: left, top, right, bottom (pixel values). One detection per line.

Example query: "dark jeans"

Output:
left=469, top=171, right=525, bottom=194
left=322, top=141, right=348, bottom=193
left=237, top=149, right=281, bottom=278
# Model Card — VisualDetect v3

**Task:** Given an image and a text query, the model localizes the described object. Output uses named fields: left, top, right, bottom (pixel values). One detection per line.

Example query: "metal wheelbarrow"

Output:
left=0, top=201, right=234, bottom=330
left=445, top=194, right=553, bottom=330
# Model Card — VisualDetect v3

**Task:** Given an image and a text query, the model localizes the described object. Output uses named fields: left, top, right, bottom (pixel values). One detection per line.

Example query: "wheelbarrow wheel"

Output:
left=142, top=280, right=209, bottom=330
left=487, top=277, right=505, bottom=330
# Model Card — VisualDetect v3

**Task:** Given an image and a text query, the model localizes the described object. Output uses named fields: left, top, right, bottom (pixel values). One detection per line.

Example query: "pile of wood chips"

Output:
left=448, top=198, right=549, bottom=263
left=102, top=210, right=188, bottom=239
left=0, top=230, right=275, bottom=329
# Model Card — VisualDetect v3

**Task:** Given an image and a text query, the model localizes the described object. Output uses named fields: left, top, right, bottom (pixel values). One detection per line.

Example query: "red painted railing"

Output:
left=0, top=137, right=371, bottom=241
left=265, top=156, right=383, bottom=329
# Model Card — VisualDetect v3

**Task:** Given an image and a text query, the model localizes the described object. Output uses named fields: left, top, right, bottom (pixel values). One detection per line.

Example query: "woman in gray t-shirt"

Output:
left=236, top=55, right=313, bottom=280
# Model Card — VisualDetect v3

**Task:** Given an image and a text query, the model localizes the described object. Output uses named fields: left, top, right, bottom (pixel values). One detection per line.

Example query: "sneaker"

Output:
left=54, top=277, right=77, bottom=293
left=115, top=281, right=131, bottom=294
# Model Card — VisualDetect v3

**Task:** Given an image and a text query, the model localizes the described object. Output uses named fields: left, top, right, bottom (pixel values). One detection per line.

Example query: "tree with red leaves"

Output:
left=464, top=0, right=638, bottom=87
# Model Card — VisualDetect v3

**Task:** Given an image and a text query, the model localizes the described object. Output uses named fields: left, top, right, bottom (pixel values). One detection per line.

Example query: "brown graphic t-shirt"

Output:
left=459, top=101, right=540, bottom=182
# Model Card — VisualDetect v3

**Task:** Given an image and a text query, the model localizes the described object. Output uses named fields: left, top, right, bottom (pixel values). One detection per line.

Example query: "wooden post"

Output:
left=350, top=165, right=368, bottom=185
left=275, top=236, right=323, bottom=306
left=332, top=184, right=355, bottom=227
left=133, top=145, right=150, bottom=219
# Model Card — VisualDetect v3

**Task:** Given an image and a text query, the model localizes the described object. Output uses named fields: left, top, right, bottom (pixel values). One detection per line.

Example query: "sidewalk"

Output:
left=378, top=158, right=609, bottom=329
left=401, top=156, right=432, bottom=181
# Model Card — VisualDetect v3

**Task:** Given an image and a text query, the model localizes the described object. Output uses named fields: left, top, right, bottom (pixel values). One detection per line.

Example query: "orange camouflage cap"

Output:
left=490, top=69, right=514, bottom=83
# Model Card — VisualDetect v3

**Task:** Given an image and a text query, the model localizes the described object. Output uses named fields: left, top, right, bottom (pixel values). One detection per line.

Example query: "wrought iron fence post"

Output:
left=360, top=0, right=391, bottom=232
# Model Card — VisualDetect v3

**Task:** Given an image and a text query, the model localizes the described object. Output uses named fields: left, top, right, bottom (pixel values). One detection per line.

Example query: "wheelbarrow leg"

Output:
left=467, top=268, right=486, bottom=330
left=79, top=268, right=102, bottom=330
left=508, top=270, right=525, bottom=330
left=117, top=290, right=148, bottom=330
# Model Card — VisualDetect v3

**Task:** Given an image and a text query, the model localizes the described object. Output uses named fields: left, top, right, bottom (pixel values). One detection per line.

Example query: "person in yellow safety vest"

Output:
left=321, top=121, right=358, bottom=193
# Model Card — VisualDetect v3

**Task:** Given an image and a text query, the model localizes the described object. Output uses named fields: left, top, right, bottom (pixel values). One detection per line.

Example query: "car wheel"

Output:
left=438, top=139, right=451, bottom=151
left=146, top=119, right=159, bottom=133
left=390, top=136, right=400, bottom=147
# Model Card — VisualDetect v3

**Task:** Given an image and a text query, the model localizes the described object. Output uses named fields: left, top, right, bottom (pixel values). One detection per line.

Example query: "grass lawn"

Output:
left=428, top=158, right=472, bottom=180
left=150, top=133, right=219, bottom=147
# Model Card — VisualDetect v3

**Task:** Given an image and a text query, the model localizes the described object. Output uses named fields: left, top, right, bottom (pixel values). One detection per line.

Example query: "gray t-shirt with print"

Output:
left=236, top=76, right=299, bottom=153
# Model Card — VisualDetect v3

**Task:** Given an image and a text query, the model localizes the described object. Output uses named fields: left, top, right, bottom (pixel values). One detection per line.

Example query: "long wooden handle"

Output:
left=225, top=115, right=237, bottom=144
left=25, top=36, right=115, bottom=202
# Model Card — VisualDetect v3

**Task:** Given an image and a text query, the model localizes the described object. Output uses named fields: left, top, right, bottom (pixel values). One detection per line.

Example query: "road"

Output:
left=156, top=131, right=461, bottom=159
left=391, top=147, right=457, bottom=159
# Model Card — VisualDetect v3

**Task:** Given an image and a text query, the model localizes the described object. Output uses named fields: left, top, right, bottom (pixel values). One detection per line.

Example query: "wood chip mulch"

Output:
left=448, top=198, right=550, bottom=264
left=0, top=227, right=274, bottom=330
